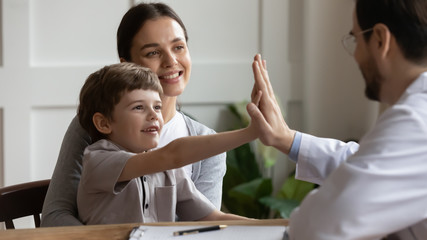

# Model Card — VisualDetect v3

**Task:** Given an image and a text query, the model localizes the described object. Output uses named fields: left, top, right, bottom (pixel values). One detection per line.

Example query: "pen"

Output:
left=173, top=225, right=227, bottom=236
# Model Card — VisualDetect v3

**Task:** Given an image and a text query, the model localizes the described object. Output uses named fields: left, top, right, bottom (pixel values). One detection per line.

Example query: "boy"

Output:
left=77, top=62, right=261, bottom=224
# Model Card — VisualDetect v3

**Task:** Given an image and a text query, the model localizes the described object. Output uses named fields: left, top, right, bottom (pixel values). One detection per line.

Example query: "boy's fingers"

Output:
left=247, top=102, right=269, bottom=131
left=251, top=83, right=258, bottom=101
left=252, top=90, right=262, bottom=107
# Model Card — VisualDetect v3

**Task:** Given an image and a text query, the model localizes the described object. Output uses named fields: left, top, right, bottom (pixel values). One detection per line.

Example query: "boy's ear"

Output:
left=92, top=112, right=112, bottom=135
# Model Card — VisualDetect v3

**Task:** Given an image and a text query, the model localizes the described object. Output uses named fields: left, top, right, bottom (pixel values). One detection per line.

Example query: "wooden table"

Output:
left=0, top=219, right=288, bottom=240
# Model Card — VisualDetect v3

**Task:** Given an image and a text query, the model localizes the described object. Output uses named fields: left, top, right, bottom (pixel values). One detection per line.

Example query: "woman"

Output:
left=41, top=3, right=226, bottom=226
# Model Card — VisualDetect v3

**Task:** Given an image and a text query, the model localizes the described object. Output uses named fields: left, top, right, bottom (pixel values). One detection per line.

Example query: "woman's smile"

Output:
left=158, top=70, right=183, bottom=84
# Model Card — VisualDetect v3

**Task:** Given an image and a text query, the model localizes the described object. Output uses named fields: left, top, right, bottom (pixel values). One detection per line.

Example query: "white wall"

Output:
left=0, top=0, right=378, bottom=210
left=0, top=0, right=129, bottom=186
left=0, top=0, right=292, bottom=186
left=302, top=0, right=379, bottom=140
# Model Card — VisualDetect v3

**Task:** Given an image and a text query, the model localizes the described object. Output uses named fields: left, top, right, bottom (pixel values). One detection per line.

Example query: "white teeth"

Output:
left=162, top=72, right=179, bottom=79
left=142, top=127, right=157, bottom=132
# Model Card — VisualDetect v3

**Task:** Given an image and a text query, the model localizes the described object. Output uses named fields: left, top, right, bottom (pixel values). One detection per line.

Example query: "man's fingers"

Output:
left=258, top=58, right=274, bottom=97
left=254, top=54, right=274, bottom=97
left=252, top=61, right=267, bottom=92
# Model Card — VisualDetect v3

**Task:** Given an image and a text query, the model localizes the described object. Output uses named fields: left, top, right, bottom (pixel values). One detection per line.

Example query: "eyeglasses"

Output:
left=341, top=28, right=373, bottom=56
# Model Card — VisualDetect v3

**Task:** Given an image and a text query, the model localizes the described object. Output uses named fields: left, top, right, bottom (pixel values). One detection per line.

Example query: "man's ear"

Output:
left=119, top=57, right=127, bottom=63
left=371, top=23, right=392, bottom=59
left=93, top=112, right=112, bottom=135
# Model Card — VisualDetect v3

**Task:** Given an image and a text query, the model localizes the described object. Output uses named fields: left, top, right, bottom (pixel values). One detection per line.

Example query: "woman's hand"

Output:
left=247, top=54, right=296, bottom=154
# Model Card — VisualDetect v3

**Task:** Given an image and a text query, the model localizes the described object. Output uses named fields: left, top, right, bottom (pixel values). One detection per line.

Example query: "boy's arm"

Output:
left=119, top=105, right=259, bottom=181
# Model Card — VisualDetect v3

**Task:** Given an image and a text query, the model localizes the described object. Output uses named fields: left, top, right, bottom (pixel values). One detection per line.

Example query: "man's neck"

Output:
left=381, top=61, right=427, bottom=105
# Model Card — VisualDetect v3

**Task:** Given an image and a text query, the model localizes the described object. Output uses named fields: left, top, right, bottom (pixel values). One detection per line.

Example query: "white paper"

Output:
left=130, top=225, right=286, bottom=240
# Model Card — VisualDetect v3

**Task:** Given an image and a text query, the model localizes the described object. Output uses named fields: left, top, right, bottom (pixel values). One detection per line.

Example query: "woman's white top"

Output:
left=157, top=111, right=193, bottom=177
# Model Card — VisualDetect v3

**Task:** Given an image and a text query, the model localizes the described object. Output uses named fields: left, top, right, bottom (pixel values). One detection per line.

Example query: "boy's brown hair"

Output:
left=78, top=62, right=163, bottom=142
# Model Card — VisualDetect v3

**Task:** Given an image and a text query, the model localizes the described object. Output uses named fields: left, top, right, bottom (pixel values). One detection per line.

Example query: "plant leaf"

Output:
left=226, top=178, right=272, bottom=218
left=278, top=174, right=315, bottom=202
left=260, top=196, right=299, bottom=219
left=257, top=142, right=279, bottom=168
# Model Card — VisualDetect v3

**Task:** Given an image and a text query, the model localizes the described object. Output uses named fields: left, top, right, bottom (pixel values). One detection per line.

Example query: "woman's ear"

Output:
left=371, top=23, right=391, bottom=59
left=93, top=112, right=112, bottom=135
left=119, top=57, right=127, bottom=63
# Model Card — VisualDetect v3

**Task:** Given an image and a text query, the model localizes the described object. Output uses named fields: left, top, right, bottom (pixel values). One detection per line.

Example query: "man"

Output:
left=250, top=0, right=427, bottom=239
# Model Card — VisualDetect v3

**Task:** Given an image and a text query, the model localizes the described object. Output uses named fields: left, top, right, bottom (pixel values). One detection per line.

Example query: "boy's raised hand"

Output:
left=246, top=89, right=262, bottom=137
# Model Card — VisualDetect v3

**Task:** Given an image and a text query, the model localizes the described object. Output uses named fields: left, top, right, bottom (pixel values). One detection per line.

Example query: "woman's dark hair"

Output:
left=356, top=0, right=427, bottom=64
left=117, top=3, right=188, bottom=61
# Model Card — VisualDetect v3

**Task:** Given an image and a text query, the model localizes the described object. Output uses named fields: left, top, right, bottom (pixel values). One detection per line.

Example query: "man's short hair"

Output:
left=356, top=0, right=427, bottom=64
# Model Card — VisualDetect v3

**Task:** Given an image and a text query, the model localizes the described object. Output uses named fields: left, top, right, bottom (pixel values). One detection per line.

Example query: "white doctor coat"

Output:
left=289, top=72, right=427, bottom=240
